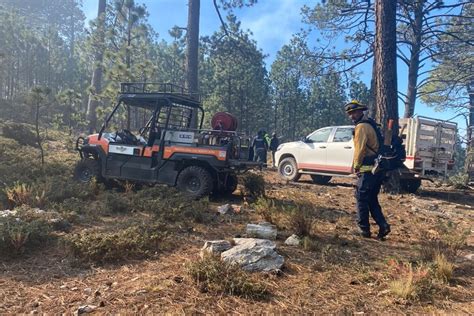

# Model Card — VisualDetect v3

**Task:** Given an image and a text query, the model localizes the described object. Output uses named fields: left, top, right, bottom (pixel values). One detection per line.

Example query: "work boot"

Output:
left=377, top=224, right=391, bottom=240
left=356, top=229, right=371, bottom=238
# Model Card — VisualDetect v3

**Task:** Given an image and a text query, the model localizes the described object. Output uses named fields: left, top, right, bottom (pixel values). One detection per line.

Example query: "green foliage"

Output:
left=187, top=255, right=269, bottom=299
left=240, top=173, right=266, bottom=197
left=0, top=205, right=52, bottom=257
left=446, top=173, right=469, bottom=189
left=287, top=204, right=314, bottom=237
left=66, top=225, right=164, bottom=264
left=131, top=186, right=212, bottom=223
left=201, top=15, right=271, bottom=134
left=2, top=123, right=37, bottom=147
left=418, top=221, right=468, bottom=263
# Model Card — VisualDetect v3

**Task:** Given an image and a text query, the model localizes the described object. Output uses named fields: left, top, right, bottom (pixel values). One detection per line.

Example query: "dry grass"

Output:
left=0, top=124, right=473, bottom=314
left=4, top=182, right=46, bottom=208
left=433, top=253, right=454, bottom=283
left=388, top=261, right=432, bottom=301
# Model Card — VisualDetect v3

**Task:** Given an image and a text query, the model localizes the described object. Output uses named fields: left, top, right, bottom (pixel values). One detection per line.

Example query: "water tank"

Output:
left=211, top=112, right=238, bottom=131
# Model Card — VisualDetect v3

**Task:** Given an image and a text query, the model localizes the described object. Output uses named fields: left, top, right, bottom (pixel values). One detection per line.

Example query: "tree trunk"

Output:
left=466, top=82, right=474, bottom=183
left=374, top=0, right=400, bottom=193
left=186, top=0, right=200, bottom=128
left=403, top=0, right=424, bottom=118
left=374, top=0, right=399, bottom=132
left=35, top=101, right=44, bottom=166
left=368, top=57, right=376, bottom=118
left=86, top=0, right=106, bottom=133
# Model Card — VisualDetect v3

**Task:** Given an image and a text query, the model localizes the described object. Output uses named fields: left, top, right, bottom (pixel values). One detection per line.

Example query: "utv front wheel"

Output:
left=177, top=166, right=214, bottom=199
left=74, top=159, right=100, bottom=183
left=278, top=157, right=301, bottom=182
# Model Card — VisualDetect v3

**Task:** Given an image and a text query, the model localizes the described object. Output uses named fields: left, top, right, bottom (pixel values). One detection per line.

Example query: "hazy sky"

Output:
left=81, top=0, right=466, bottom=132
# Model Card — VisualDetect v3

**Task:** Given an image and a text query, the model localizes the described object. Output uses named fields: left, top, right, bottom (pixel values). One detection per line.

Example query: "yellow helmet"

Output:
left=344, top=100, right=368, bottom=113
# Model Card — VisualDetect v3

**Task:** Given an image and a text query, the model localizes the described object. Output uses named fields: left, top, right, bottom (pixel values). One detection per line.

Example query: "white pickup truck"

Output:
left=275, top=117, right=457, bottom=193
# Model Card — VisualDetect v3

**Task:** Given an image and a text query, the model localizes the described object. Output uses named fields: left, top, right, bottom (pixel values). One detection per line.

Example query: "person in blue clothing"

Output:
left=252, top=129, right=268, bottom=163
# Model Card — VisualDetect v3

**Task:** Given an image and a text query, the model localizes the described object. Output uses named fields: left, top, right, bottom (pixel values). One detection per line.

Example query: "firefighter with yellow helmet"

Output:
left=345, top=100, right=391, bottom=240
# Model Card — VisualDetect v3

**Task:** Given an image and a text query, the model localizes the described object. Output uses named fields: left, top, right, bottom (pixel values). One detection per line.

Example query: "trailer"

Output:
left=399, top=116, right=457, bottom=177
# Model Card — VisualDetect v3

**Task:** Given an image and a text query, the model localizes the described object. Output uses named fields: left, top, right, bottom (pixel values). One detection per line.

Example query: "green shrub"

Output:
left=254, top=197, right=276, bottom=223
left=446, top=173, right=469, bottom=189
left=0, top=206, right=52, bottom=256
left=187, top=255, right=269, bottom=299
left=2, top=123, right=37, bottom=147
left=103, top=191, right=132, bottom=214
left=66, top=225, right=164, bottom=264
left=287, top=204, right=314, bottom=237
left=419, top=222, right=468, bottom=261
left=131, top=186, right=212, bottom=223
left=240, top=173, right=265, bottom=197
left=35, top=178, right=96, bottom=204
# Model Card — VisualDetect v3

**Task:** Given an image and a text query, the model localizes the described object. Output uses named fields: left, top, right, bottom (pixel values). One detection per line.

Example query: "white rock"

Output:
left=284, top=234, right=301, bottom=246
left=200, top=240, right=232, bottom=258
left=221, top=238, right=284, bottom=272
left=217, top=204, right=231, bottom=215
left=77, top=305, right=97, bottom=314
left=0, top=209, right=17, bottom=217
left=464, top=253, right=474, bottom=261
left=246, top=222, right=277, bottom=240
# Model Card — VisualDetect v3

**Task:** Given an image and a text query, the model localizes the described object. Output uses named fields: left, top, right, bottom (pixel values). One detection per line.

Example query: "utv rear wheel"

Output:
left=311, top=175, right=332, bottom=185
left=177, top=166, right=214, bottom=199
left=400, top=178, right=421, bottom=194
left=278, top=157, right=301, bottom=182
left=74, top=159, right=100, bottom=183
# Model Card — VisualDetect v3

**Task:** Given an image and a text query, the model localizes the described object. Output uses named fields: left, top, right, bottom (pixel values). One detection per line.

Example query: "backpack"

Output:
left=356, top=118, right=406, bottom=172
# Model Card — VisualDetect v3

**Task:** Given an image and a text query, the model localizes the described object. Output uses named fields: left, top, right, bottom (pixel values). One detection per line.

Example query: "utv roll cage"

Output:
left=98, top=82, right=205, bottom=140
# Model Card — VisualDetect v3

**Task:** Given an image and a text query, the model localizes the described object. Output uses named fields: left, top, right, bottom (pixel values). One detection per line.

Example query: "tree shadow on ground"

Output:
left=418, top=189, right=474, bottom=207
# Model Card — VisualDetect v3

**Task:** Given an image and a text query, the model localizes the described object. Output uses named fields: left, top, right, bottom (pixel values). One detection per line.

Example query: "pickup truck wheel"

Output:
left=311, top=175, right=332, bottom=185
left=74, top=159, right=101, bottom=183
left=177, top=166, right=214, bottom=199
left=278, top=157, right=301, bottom=182
left=400, top=178, right=421, bottom=194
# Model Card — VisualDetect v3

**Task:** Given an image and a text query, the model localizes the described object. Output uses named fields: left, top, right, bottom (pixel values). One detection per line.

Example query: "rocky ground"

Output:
left=1, top=171, right=473, bottom=314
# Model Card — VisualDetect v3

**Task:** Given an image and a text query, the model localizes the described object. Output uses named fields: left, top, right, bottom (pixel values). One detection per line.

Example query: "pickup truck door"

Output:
left=298, top=127, right=333, bottom=170
left=325, top=127, right=354, bottom=174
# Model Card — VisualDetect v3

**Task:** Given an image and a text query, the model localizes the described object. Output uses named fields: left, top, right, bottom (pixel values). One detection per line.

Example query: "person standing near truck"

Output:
left=345, top=100, right=391, bottom=240
left=269, top=132, right=280, bottom=167
left=253, top=129, right=268, bottom=163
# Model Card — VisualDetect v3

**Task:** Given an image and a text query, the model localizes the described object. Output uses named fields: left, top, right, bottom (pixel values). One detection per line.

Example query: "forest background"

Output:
left=0, top=0, right=471, bottom=149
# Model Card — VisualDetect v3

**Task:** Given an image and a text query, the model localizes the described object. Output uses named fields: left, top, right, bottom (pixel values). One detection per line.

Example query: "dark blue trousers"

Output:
left=355, top=172, right=388, bottom=232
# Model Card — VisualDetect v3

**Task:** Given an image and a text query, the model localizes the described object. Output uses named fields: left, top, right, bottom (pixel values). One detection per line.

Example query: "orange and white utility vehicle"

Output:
left=74, top=83, right=261, bottom=198
left=275, top=116, right=457, bottom=193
